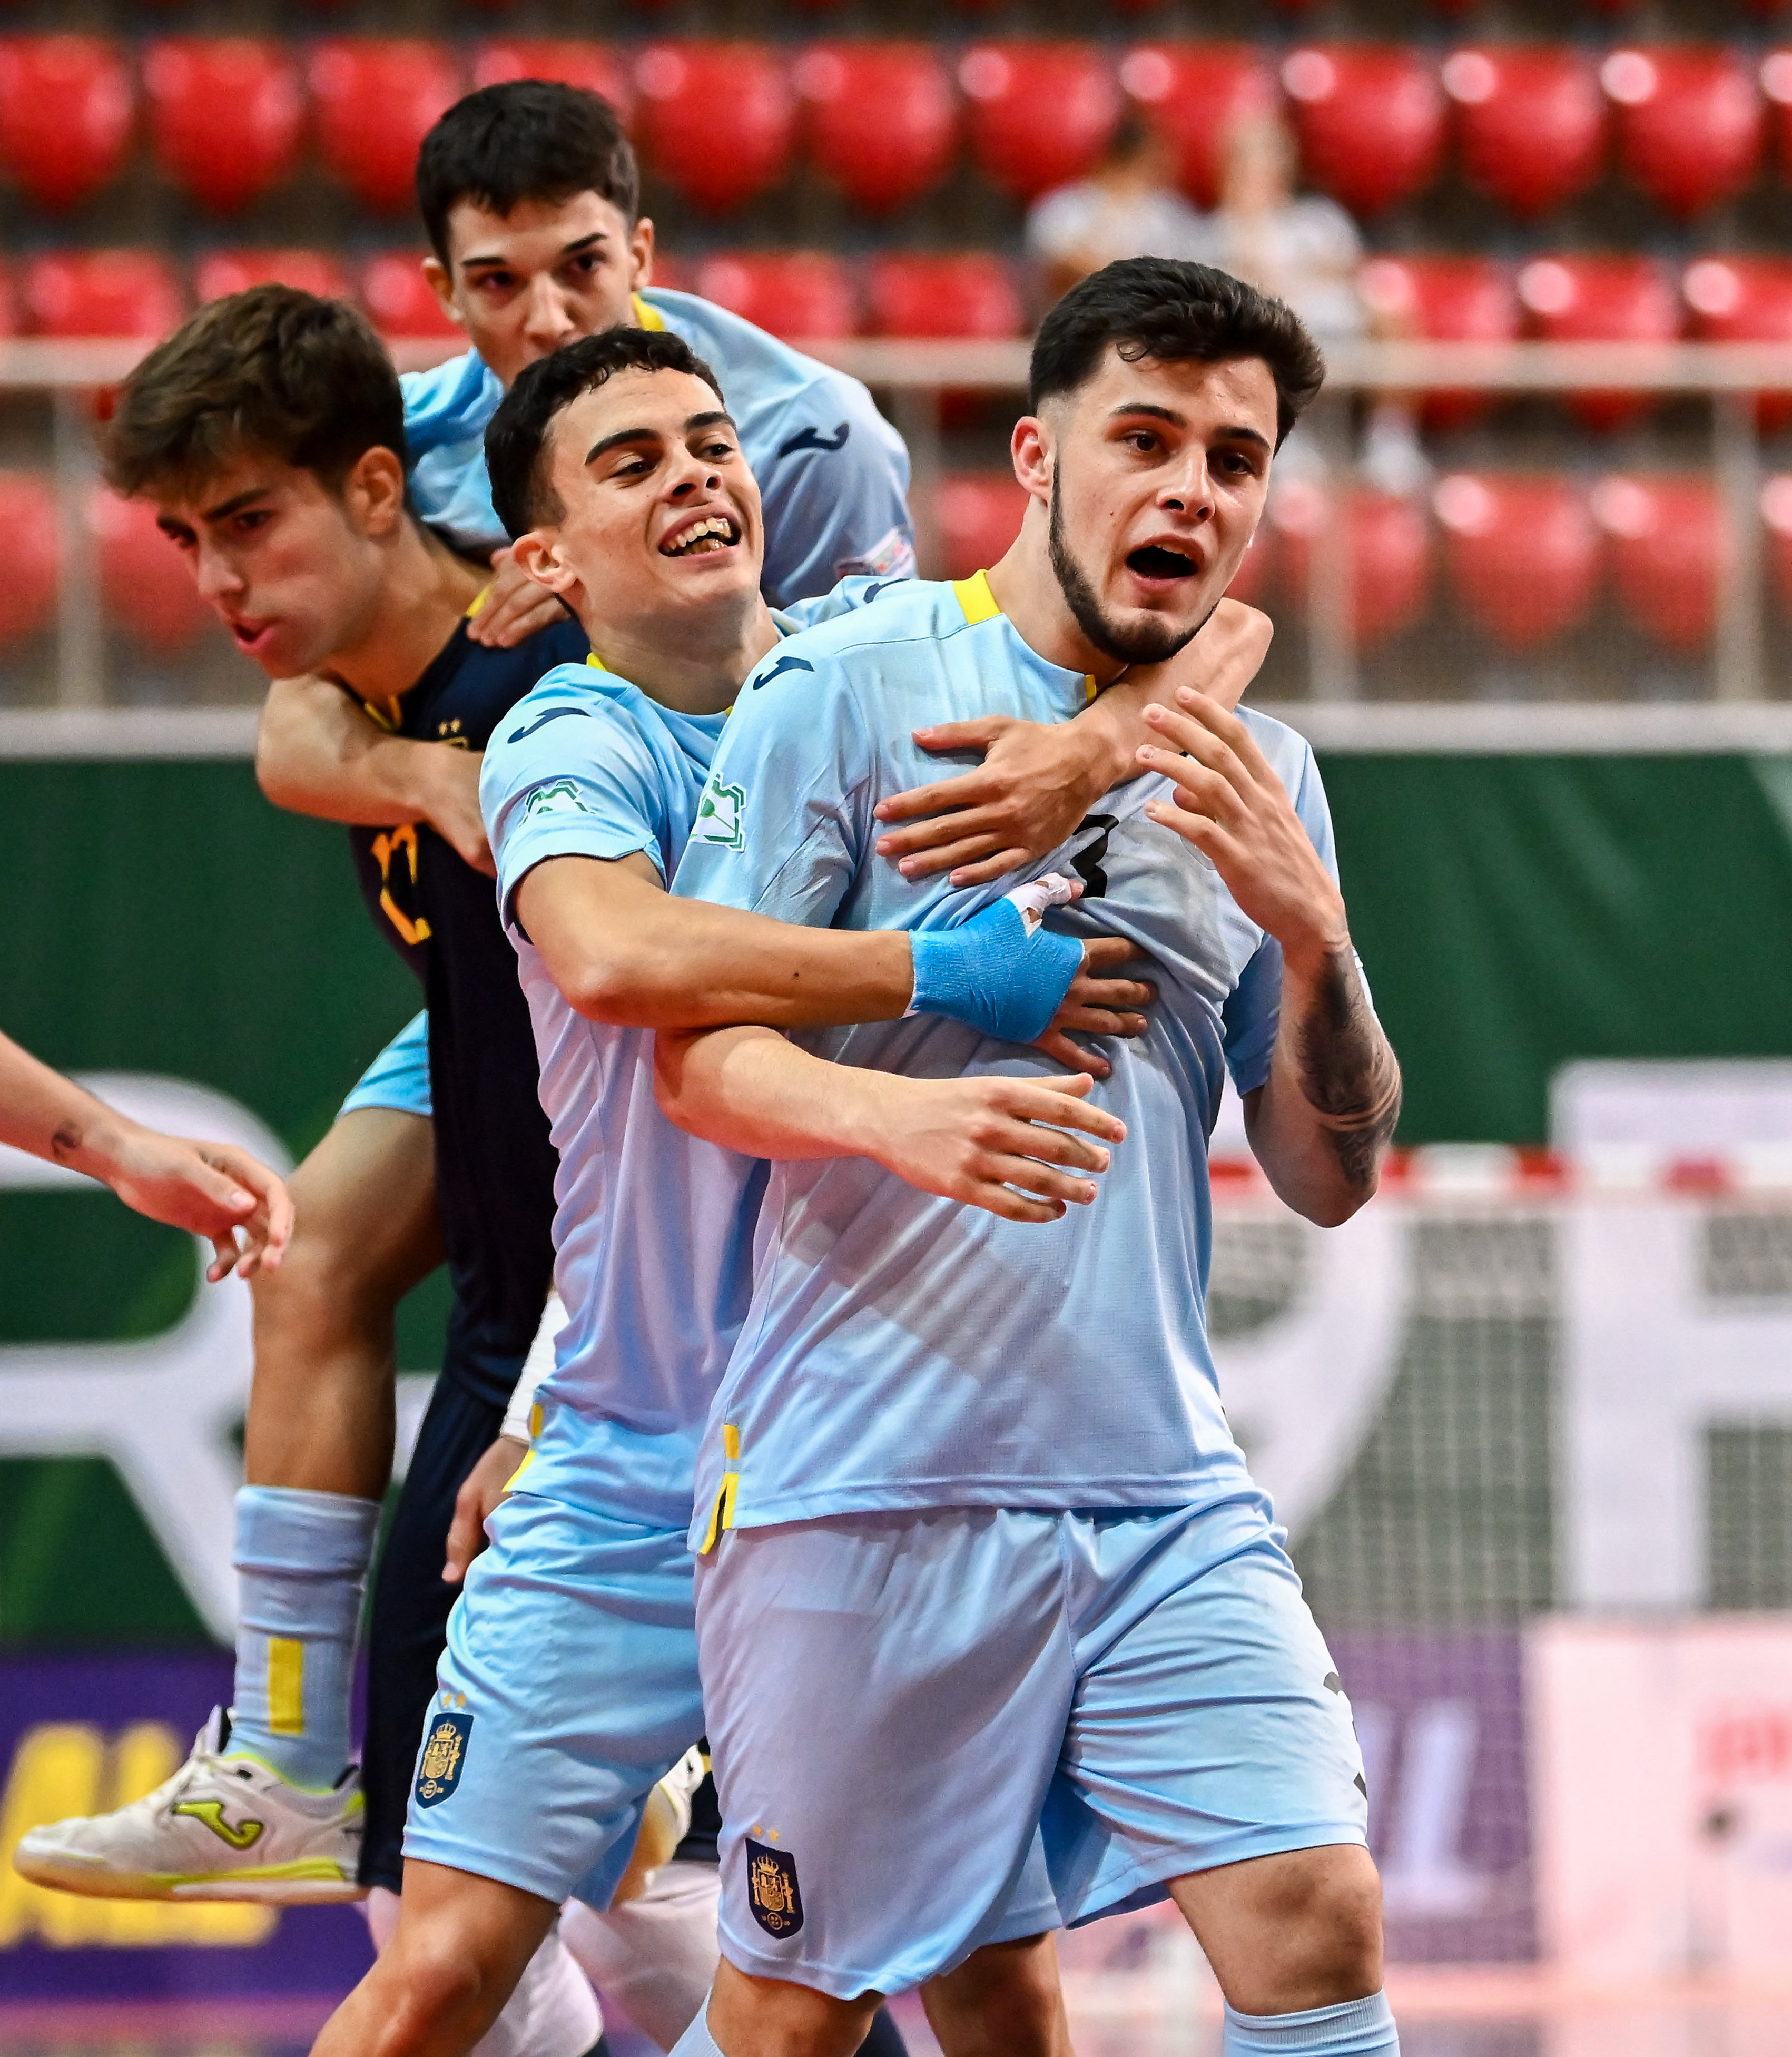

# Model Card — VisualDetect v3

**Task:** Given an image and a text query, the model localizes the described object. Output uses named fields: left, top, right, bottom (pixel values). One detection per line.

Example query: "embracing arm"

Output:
left=517, top=850, right=1150, bottom=1067
left=0, top=1030, right=293, bottom=1278
left=872, top=599, right=1275, bottom=887
left=1135, top=693, right=1401, bottom=1226
left=655, top=1023, right=1123, bottom=1225
left=256, top=676, right=494, bottom=875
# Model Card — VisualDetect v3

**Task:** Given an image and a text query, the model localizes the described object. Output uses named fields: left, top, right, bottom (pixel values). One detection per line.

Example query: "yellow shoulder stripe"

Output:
left=632, top=293, right=667, bottom=332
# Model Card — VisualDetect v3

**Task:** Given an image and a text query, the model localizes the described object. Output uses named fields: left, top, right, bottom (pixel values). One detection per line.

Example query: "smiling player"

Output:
left=653, top=259, right=1405, bottom=2057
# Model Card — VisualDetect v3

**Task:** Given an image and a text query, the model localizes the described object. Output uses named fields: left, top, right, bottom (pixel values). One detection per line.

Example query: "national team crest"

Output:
left=413, top=1710, right=473, bottom=1807
left=744, top=1837, right=803, bottom=1936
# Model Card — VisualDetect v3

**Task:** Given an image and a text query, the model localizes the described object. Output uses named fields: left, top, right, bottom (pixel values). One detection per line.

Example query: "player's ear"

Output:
left=512, top=529, right=582, bottom=604
left=421, top=255, right=462, bottom=332
left=1011, top=413, right=1053, bottom=510
left=343, top=447, right=408, bottom=538
left=628, top=218, right=655, bottom=293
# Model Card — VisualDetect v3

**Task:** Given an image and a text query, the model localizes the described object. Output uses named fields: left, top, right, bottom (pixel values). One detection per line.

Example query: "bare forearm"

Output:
left=1246, top=942, right=1401, bottom=1225
left=655, top=1025, right=880, bottom=1159
left=255, top=676, right=438, bottom=826
left=0, top=1032, right=144, bottom=1180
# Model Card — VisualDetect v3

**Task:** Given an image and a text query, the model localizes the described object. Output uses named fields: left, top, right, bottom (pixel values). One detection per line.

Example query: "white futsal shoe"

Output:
left=12, top=1706, right=364, bottom=1903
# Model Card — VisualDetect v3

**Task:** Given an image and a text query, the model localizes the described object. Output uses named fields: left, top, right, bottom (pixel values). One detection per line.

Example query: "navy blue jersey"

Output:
left=349, top=612, right=590, bottom=1406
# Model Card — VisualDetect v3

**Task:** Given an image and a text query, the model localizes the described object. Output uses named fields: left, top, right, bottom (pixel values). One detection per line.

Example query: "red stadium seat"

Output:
left=470, top=41, right=634, bottom=124
left=1440, top=47, right=1606, bottom=219
left=143, top=40, right=303, bottom=215
left=0, top=471, right=58, bottom=649
left=0, top=37, right=132, bottom=212
left=959, top=44, right=1120, bottom=202
left=794, top=44, right=957, bottom=214
left=694, top=252, right=855, bottom=340
left=1764, top=53, right=1792, bottom=181
left=1271, top=484, right=1431, bottom=651
left=1600, top=47, right=1763, bottom=218
left=937, top=474, right=1027, bottom=580
left=1517, top=254, right=1680, bottom=431
left=361, top=252, right=461, bottom=340
left=310, top=41, right=462, bottom=215
left=1684, top=257, right=1792, bottom=430
left=1433, top=473, right=1600, bottom=650
left=195, top=249, right=351, bottom=304
left=1762, top=475, right=1792, bottom=618
left=92, top=490, right=211, bottom=655
left=635, top=44, right=795, bottom=212
left=1357, top=255, right=1519, bottom=429
left=1592, top=474, right=1725, bottom=653
left=864, top=253, right=1023, bottom=339
left=23, top=250, right=183, bottom=339
left=1281, top=45, right=1445, bottom=217
left=1118, top=44, right=1276, bottom=209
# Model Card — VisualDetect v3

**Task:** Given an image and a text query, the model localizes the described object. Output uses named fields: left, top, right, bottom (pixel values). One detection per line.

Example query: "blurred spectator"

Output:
left=1199, top=111, right=1365, bottom=342
left=1025, top=113, right=1209, bottom=304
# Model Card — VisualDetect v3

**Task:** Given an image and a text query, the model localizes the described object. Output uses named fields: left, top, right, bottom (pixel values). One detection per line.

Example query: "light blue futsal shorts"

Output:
left=400, top=1487, right=705, bottom=1910
left=337, top=1010, right=434, bottom=1122
left=696, top=1494, right=1368, bottom=1999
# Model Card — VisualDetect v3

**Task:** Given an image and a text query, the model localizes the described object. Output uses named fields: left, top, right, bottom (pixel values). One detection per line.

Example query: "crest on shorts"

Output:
left=744, top=1838, right=803, bottom=1937
left=413, top=1710, right=472, bottom=1807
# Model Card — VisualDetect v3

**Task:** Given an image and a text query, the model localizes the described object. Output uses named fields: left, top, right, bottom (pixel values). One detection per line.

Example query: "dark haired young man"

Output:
left=654, top=259, right=1405, bottom=2057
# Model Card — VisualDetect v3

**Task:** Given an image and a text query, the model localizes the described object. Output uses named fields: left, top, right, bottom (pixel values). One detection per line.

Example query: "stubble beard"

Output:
left=1046, top=465, right=1207, bottom=668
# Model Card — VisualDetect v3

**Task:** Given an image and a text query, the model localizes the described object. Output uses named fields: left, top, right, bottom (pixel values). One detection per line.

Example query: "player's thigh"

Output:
left=695, top=1509, right=1073, bottom=2000
left=1047, top=1503, right=1368, bottom=1928
left=278, top=1105, right=444, bottom=1312
left=390, top=1857, right=557, bottom=2007
left=1167, top=1841, right=1383, bottom=2016
left=404, top=1490, right=706, bottom=1915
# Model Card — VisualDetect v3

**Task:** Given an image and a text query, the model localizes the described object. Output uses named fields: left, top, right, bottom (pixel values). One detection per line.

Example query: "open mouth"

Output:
left=1126, top=544, right=1200, bottom=580
left=229, top=618, right=275, bottom=652
left=660, top=514, right=741, bottom=558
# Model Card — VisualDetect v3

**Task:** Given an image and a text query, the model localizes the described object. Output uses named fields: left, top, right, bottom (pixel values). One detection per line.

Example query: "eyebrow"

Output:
left=584, top=410, right=739, bottom=466
left=1109, top=402, right=1273, bottom=452
left=461, top=230, right=605, bottom=270
left=194, top=486, right=272, bottom=524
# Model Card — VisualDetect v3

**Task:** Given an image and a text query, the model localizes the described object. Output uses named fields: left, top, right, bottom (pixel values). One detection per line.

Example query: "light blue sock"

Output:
left=666, top=1990, right=725, bottom=2057
left=229, top=1485, right=380, bottom=1790
left=1224, top=1991, right=1399, bottom=2055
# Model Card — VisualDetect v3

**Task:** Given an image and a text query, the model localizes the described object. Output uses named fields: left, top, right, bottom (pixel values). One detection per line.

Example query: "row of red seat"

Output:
left=2, top=36, right=1791, bottom=221
left=946, top=470, right=1792, bottom=657
left=0, top=467, right=1780, bottom=667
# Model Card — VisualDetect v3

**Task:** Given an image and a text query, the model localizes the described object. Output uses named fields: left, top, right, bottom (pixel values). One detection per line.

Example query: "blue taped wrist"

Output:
left=909, top=899, right=1084, bottom=1044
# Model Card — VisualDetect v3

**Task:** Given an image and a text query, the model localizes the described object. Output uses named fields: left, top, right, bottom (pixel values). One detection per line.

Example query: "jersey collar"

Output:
left=632, top=293, right=666, bottom=332
left=951, top=569, right=1099, bottom=704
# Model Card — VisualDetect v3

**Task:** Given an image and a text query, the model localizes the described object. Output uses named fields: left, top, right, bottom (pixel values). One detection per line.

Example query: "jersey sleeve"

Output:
left=671, top=646, right=871, bottom=927
left=755, top=382, right=915, bottom=607
left=480, top=682, right=673, bottom=930
left=1221, top=739, right=1339, bottom=1097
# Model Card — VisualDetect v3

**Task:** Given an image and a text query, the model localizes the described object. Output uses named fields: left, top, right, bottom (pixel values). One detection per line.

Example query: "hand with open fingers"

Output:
left=1137, top=690, right=1347, bottom=968
left=101, top=1128, right=295, bottom=1282
left=444, top=1434, right=528, bottom=1583
left=1035, top=937, right=1156, bottom=1079
left=864, top=1068, right=1125, bottom=1224
left=873, top=712, right=1111, bottom=889
left=415, top=742, right=496, bottom=877
left=1123, top=597, right=1273, bottom=717
left=466, top=546, right=573, bottom=649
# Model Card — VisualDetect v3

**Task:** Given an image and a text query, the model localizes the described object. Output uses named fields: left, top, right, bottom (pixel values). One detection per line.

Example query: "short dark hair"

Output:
left=1030, top=257, right=1325, bottom=446
left=417, top=81, right=639, bottom=267
left=486, top=327, right=727, bottom=539
left=105, top=284, right=405, bottom=499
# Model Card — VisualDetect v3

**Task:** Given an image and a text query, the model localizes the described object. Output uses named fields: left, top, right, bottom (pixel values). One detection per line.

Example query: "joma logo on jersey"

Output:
left=745, top=1838, right=803, bottom=1936
left=524, top=780, right=593, bottom=819
left=693, top=780, right=745, bottom=850
left=413, top=1711, right=472, bottom=1807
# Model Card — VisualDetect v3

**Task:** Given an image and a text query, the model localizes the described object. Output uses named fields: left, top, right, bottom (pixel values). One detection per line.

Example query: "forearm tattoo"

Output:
left=1294, top=947, right=1402, bottom=1191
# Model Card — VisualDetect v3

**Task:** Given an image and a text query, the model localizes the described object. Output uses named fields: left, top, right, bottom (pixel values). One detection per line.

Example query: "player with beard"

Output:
left=655, top=259, right=1405, bottom=2057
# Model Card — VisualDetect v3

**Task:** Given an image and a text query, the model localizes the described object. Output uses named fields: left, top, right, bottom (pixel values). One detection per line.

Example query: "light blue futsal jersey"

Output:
left=477, top=586, right=885, bottom=1528
left=403, top=289, right=914, bottom=603
left=673, top=572, right=1338, bottom=1543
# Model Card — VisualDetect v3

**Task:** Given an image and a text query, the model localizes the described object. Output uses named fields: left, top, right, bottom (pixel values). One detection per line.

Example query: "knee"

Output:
left=380, top=1935, right=493, bottom=2047
left=1261, top=1853, right=1384, bottom=2004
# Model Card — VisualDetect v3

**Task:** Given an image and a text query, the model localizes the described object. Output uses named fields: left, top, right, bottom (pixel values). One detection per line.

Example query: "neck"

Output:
left=984, top=513, right=1130, bottom=685
left=322, top=521, right=487, bottom=701
left=582, top=592, right=782, bottom=716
